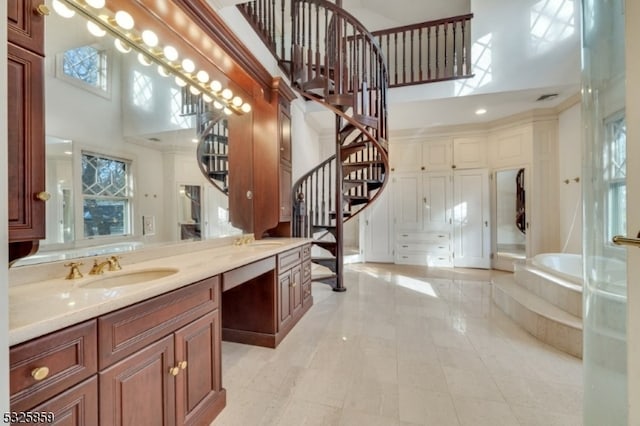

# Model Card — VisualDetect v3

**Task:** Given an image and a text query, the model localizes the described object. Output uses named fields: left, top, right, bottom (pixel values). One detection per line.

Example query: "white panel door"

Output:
left=393, top=173, right=422, bottom=230
left=453, top=169, right=490, bottom=268
left=360, top=188, right=394, bottom=262
left=389, top=141, right=422, bottom=172
left=453, top=137, right=488, bottom=169
left=422, top=172, right=452, bottom=233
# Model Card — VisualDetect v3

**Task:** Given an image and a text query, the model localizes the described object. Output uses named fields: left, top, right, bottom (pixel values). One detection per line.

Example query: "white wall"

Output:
left=558, top=102, right=582, bottom=253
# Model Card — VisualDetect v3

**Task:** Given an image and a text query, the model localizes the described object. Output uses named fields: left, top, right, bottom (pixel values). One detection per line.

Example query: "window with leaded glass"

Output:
left=605, top=112, right=626, bottom=242
left=57, top=45, right=110, bottom=97
left=81, top=152, right=132, bottom=238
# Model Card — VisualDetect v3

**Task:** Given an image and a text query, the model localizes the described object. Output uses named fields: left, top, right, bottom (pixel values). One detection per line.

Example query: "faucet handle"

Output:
left=88, top=259, right=104, bottom=275
left=108, top=256, right=122, bottom=271
left=64, top=262, right=84, bottom=280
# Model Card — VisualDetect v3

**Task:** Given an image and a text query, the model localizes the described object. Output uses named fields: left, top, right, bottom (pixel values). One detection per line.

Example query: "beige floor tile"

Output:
left=343, top=377, right=399, bottom=419
left=276, top=400, right=341, bottom=426
left=452, top=397, right=520, bottom=426
left=443, top=366, right=505, bottom=402
left=213, top=263, right=583, bottom=425
left=398, top=385, right=460, bottom=425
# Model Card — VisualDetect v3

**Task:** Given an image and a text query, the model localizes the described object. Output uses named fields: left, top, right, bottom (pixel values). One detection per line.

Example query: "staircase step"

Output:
left=312, top=225, right=337, bottom=236
left=343, top=178, right=383, bottom=192
left=344, top=195, right=370, bottom=206
left=329, top=211, right=352, bottom=219
left=341, top=141, right=370, bottom=160
left=312, top=240, right=337, bottom=256
left=300, top=75, right=333, bottom=92
left=343, top=160, right=384, bottom=174
left=492, top=275, right=582, bottom=358
left=208, top=170, right=229, bottom=177
left=312, top=256, right=337, bottom=272
left=352, top=113, right=378, bottom=129
left=339, top=123, right=358, bottom=140
left=326, top=93, right=354, bottom=107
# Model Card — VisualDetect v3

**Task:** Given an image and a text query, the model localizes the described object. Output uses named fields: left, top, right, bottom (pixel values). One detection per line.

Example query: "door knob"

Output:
left=35, top=4, right=50, bottom=16
left=36, top=191, right=51, bottom=201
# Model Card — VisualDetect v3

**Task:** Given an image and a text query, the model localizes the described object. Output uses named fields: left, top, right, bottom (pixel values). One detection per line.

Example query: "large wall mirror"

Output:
left=494, top=167, right=527, bottom=270
left=16, top=1, right=246, bottom=265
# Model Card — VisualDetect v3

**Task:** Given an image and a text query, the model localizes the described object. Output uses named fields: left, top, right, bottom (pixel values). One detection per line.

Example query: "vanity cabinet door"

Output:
left=174, top=311, right=224, bottom=426
left=29, top=376, right=99, bottom=426
left=7, top=0, right=45, bottom=56
left=99, top=335, right=176, bottom=426
left=290, top=264, right=303, bottom=318
left=278, top=271, right=293, bottom=330
left=7, top=42, right=45, bottom=252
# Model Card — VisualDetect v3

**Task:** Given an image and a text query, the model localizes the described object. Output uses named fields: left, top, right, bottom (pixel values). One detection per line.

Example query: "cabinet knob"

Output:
left=421, top=166, right=425, bottom=170
left=169, top=367, right=180, bottom=376
left=290, top=282, right=297, bottom=288
left=35, top=4, right=51, bottom=16
left=452, top=164, right=457, bottom=169
left=31, top=366, right=50, bottom=381
left=179, top=361, right=188, bottom=370
left=246, top=190, right=253, bottom=200
left=35, top=191, right=51, bottom=201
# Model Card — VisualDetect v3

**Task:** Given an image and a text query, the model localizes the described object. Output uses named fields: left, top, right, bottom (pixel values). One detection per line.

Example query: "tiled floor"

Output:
left=211, top=263, right=583, bottom=426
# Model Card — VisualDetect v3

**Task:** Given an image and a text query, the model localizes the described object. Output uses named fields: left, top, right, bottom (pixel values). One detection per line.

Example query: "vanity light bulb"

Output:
left=52, top=0, right=76, bottom=18
left=157, top=66, right=170, bottom=77
left=174, top=76, right=187, bottom=87
left=115, top=11, right=135, bottom=30
left=85, top=0, right=106, bottom=8
left=221, top=89, right=233, bottom=100
left=213, top=101, right=224, bottom=110
left=232, top=96, right=243, bottom=107
left=189, top=86, right=201, bottom=96
left=137, top=53, right=153, bottom=67
left=202, top=94, right=213, bottom=103
left=210, top=80, right=222, bottom=92
left=223, top=107, right=233, bottom=116
left=241, top=103, right=252, bottom=113
left=181, top=59, right=196, bottom=74
left=163, top=46, right=179, bottom=62
left=114, top=38, right=132, bottom=54
left=196, top=70, right=210, bottom=84
left=141, top=30, right=159, bottom=48
left=86, top=21, right=106, bottom=37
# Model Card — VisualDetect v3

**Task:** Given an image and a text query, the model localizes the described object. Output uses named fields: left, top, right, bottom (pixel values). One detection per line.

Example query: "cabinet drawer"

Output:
left=302, top=244, right=311, bottom=261
left=10, top=320, right=98, bottom=412
left=398, top=242, right=449, bottom=253
left=302, top=259, right=312, bottom=282
left=278, top=247, right=302, bottom=271
left=98, top=276, right=219, bottom=369
left=395, top=253, right=428, bottom=265
left=397, top=232, right=449, bottom=243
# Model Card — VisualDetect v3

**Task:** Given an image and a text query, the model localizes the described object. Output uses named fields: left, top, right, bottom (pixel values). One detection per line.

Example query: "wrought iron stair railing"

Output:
left=239, top=0, right=389, bottom=291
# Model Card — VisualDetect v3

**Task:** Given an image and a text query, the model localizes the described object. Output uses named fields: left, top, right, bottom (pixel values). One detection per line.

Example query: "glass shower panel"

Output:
left=581, top=0, right=627, bottom=424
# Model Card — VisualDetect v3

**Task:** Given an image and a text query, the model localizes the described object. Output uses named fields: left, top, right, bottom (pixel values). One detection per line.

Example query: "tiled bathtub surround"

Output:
left=212, top=263, right=583, bottom=426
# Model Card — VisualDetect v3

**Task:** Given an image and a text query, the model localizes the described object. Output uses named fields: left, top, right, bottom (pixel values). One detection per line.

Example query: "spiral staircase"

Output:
left=237, top=0, right=389, bottom=291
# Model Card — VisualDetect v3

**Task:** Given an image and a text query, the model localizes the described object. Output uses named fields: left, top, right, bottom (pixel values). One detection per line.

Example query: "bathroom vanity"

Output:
left=8, top=238, right=312, bottom=425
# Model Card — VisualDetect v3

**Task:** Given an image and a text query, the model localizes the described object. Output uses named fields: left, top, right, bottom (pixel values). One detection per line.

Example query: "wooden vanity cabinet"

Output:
left=10, top=276, right=224, bottom=426
left=277, top=244, right=313, bottom=337
left=98, top=276, right=224, bottom=426
left=7, top=0, right=47, bottom=263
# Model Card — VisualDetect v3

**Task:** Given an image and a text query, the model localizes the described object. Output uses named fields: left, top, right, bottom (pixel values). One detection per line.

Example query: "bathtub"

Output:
left=531, top=252, right=626, bottom=288
left=531, top=253, right=583, bottom=286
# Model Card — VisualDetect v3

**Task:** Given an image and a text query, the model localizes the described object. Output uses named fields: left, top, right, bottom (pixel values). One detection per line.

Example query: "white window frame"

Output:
left=55, top=44, right=112, bottom=99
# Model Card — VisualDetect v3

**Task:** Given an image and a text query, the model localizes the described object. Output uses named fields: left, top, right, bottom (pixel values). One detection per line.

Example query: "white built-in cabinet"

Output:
left=389, top=136, right=487, bottom=172
left=388, top=135, right=491, bottom=268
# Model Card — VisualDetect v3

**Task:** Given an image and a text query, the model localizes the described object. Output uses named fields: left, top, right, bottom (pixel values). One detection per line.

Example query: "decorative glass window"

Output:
left=132, top=70, right=153, bottom=111
left=81, top=152, right=132, bottom=238
left=605, top=112, right=626, bottom=242
left=57, top=45, right=110, bottom=97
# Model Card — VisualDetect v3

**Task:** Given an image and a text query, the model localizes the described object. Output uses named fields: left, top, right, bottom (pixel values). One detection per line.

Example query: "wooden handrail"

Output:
left=370, top=13, right=474, bottom=37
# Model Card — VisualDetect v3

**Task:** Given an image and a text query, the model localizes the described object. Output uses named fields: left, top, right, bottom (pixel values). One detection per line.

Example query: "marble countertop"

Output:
left=8, top=238, right=310, bottom=346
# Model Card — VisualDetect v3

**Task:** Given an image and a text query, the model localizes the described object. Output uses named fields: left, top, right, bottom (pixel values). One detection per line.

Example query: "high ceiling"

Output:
left=212, top=0, right=582, bottom=133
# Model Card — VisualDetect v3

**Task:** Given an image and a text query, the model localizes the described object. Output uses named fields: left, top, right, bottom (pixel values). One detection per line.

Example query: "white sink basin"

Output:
left=81, top=268, right=179, bottom=289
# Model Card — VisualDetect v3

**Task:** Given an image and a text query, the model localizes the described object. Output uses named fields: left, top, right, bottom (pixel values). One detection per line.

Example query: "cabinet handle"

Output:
left=178, top=361, right=188, bottom=370
left=290, top=282, right=298, bottom=288
left=35, top=4, right=50, bottom=16
left=35, top=191, right=51, bottom=201
left=402, top=245, right=408, bottom=248
left=31, top=367, right=50, bottom=381
left=169, top=367, right=180, bottom=376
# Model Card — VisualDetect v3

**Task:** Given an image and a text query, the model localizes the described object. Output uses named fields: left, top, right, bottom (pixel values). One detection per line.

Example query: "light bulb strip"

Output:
left=61, top=0, right=249, bottom=115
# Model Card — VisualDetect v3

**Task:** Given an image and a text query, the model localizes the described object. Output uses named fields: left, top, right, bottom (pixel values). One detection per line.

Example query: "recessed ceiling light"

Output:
left=475, top=108, right=487, bottom=115
left=191, top=138, right=199, bottom=143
